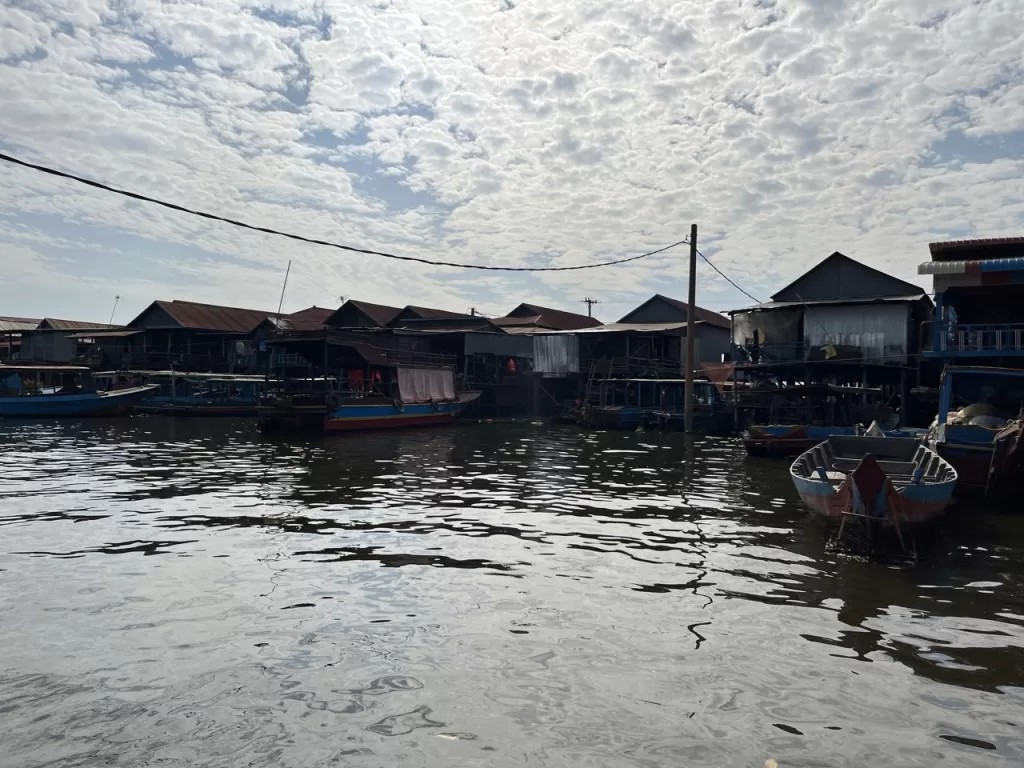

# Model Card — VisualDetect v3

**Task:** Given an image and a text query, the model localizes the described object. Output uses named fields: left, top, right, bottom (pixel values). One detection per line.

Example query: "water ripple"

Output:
left=0, top=419, right=1021, bottom=766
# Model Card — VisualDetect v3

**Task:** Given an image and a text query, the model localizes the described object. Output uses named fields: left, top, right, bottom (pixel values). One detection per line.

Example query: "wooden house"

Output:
left=729, top=251, right=932, bottom=382
left=124, top=300, right=274, bottom=372
left=0, top=316, right=41, bottom=361
left=918, top=237, right=1024, bottom=364
left=19, top=318, right=123, bottom=364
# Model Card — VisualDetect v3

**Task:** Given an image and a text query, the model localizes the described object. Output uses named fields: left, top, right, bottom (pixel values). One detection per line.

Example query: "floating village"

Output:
left=3, top=236, right=1024, bottom=553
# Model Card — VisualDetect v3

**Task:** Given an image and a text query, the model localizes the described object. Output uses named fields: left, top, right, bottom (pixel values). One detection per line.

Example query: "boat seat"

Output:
left=832, top=459, right=917, bottom=476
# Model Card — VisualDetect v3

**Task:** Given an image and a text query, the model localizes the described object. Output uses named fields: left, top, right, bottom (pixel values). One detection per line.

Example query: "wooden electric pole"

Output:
left=684, top=224, right=697, bottom=433
left=580, top=297, right=599, bottom=317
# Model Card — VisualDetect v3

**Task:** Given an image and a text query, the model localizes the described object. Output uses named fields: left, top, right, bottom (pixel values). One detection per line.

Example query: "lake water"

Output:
left=1, top=419, right=1022, bottom=767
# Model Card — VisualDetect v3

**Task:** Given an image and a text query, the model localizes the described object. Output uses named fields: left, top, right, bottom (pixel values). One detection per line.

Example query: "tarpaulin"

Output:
left=397, top=367, right=455, bottom=403
left=701, top=362, right=736, bottom=393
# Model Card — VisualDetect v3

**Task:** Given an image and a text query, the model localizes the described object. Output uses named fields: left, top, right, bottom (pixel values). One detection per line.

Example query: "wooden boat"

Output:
left=129, top=371, right=265, bottom=416
left=927, top=366, right=1024, bottom=497
left=0, top=364, right=156, bottom=418
left=791, top=436, right=957, bottom=530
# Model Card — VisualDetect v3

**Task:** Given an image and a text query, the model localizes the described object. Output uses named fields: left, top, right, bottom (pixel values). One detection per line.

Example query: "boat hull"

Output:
left=260, top=392, right=480, bottom=435
left=747, top=425, right=927, bottom=457
left=135, top=401, right=258, bottom=417
left=932, top=424, right=1007, bottom=496
left=0, top=386, right=157, bottom=418
left=793, top=473, right=955, bottom=526
left=325, top=400, right=464, bottom=432
left=582, top=406, right=645, bottom=429
left=744, top=425, right=858, bottom=457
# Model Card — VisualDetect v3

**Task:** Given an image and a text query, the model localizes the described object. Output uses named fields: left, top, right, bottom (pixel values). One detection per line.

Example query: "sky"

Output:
left=1, top=0, right=1022, bottom=325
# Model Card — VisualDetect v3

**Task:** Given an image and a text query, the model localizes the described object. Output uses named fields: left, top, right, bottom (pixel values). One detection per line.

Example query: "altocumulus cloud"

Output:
left=0, top=0, right=1022, bottom=320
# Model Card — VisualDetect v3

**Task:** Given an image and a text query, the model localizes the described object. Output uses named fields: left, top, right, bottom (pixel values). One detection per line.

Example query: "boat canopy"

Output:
left=0, top=364, right=91, bottom=373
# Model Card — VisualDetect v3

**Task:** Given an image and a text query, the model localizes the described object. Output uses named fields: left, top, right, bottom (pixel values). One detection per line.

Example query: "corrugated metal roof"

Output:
left=504, top=303, right=602, bottom=330
left=729, top=294, right=928, bottom=313
left=501, top=326, right=546, bottom=335
left=928, top=237, right=1024, bottom=262
left=547, top=321, right=695, bottom=334
left=348, top=300, right=403, bottom=326
left=66, top=329, right=143, bottom=339
left=619, top=294, right=731, bottom=329
left=930, top=236, right=1024, bottom=251
left=0, top=316, right=40, bottom=332
left=918, top=257, right=1024, bottom=275
left=284, top=306, right=333, bottom=332
left=493, top=315, right=543, bottom=327
left=144, top=300, right=273, bottom=333
left=38, top=318, right=121, bottom=330
left=401, top=306, right=474, bottom=320
left=392, top=318, right=501, bottom=333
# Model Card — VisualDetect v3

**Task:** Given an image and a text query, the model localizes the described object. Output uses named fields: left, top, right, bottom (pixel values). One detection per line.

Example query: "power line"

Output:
left=0, top=151, right=686, bottom=273
left=694, top=247, right=761, bottom=303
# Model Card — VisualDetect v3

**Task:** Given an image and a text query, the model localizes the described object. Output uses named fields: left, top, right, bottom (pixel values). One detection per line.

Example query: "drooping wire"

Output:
left=0, top=152, right=686, bottom=273
left=695, top=247, right=761, bottom=303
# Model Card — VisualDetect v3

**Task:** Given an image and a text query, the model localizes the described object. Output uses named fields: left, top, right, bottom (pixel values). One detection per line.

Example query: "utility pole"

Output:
left=684, top=224, right=697, bottom=433
left=580, top=297, right=599, bottom=317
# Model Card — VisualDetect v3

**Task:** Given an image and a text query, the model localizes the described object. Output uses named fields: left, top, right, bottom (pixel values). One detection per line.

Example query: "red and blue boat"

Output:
left=790, top=435, right=957, bottom=530
left=0, top=364, right=156, bottom=418
left=258, top=331, right=480, bottom=434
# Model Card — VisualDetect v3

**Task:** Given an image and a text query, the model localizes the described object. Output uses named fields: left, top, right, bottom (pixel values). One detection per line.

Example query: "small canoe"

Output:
left=790, top=436, right=957, bottom=528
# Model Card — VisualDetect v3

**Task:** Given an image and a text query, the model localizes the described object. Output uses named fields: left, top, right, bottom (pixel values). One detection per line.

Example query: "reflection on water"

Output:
left=1, top=419, right=1022, bottom=767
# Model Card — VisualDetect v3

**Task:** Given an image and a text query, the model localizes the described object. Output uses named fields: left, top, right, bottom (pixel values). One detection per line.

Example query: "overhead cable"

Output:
left=0, top=152, right=686, bottom=273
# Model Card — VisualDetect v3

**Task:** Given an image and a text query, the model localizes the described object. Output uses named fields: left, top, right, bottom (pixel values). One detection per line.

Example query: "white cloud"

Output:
left=0, top=0, right=1022, bottom=322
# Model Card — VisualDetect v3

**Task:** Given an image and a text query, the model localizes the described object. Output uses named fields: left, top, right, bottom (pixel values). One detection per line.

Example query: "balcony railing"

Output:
left=924, top=322, right=1024, bottom=358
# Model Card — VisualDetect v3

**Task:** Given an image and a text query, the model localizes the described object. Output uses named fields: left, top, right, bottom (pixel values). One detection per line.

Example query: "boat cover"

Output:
left=398, top=367, right=455, bottom=403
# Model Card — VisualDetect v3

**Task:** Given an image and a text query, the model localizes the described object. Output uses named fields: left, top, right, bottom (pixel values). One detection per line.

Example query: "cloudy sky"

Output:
left=1, top=0, right=1022, bottom=324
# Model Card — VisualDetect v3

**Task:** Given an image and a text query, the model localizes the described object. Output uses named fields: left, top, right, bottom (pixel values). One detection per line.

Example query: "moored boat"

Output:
left=927, top=365, right=1024, bottom=498
left=579, top=377, right=734, bottom=433
left=790, top=436, right=957, bottom=530
left=739, top=383, right=901, bottom=457
left=746, top=424, right=928, bottom=457
left=130, top=371, right=265, bottom=416
left=259, top=331, right=480, bottom=435
left=0, top=364, right=156, bottom=418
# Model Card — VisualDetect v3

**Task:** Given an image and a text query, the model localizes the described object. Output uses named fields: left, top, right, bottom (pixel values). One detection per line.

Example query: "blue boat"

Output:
left=791, top=435, right=957, bottom=534
left=0, top=365, right=156, bottom=418
left=928, top=365, right=1024, bottom=496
